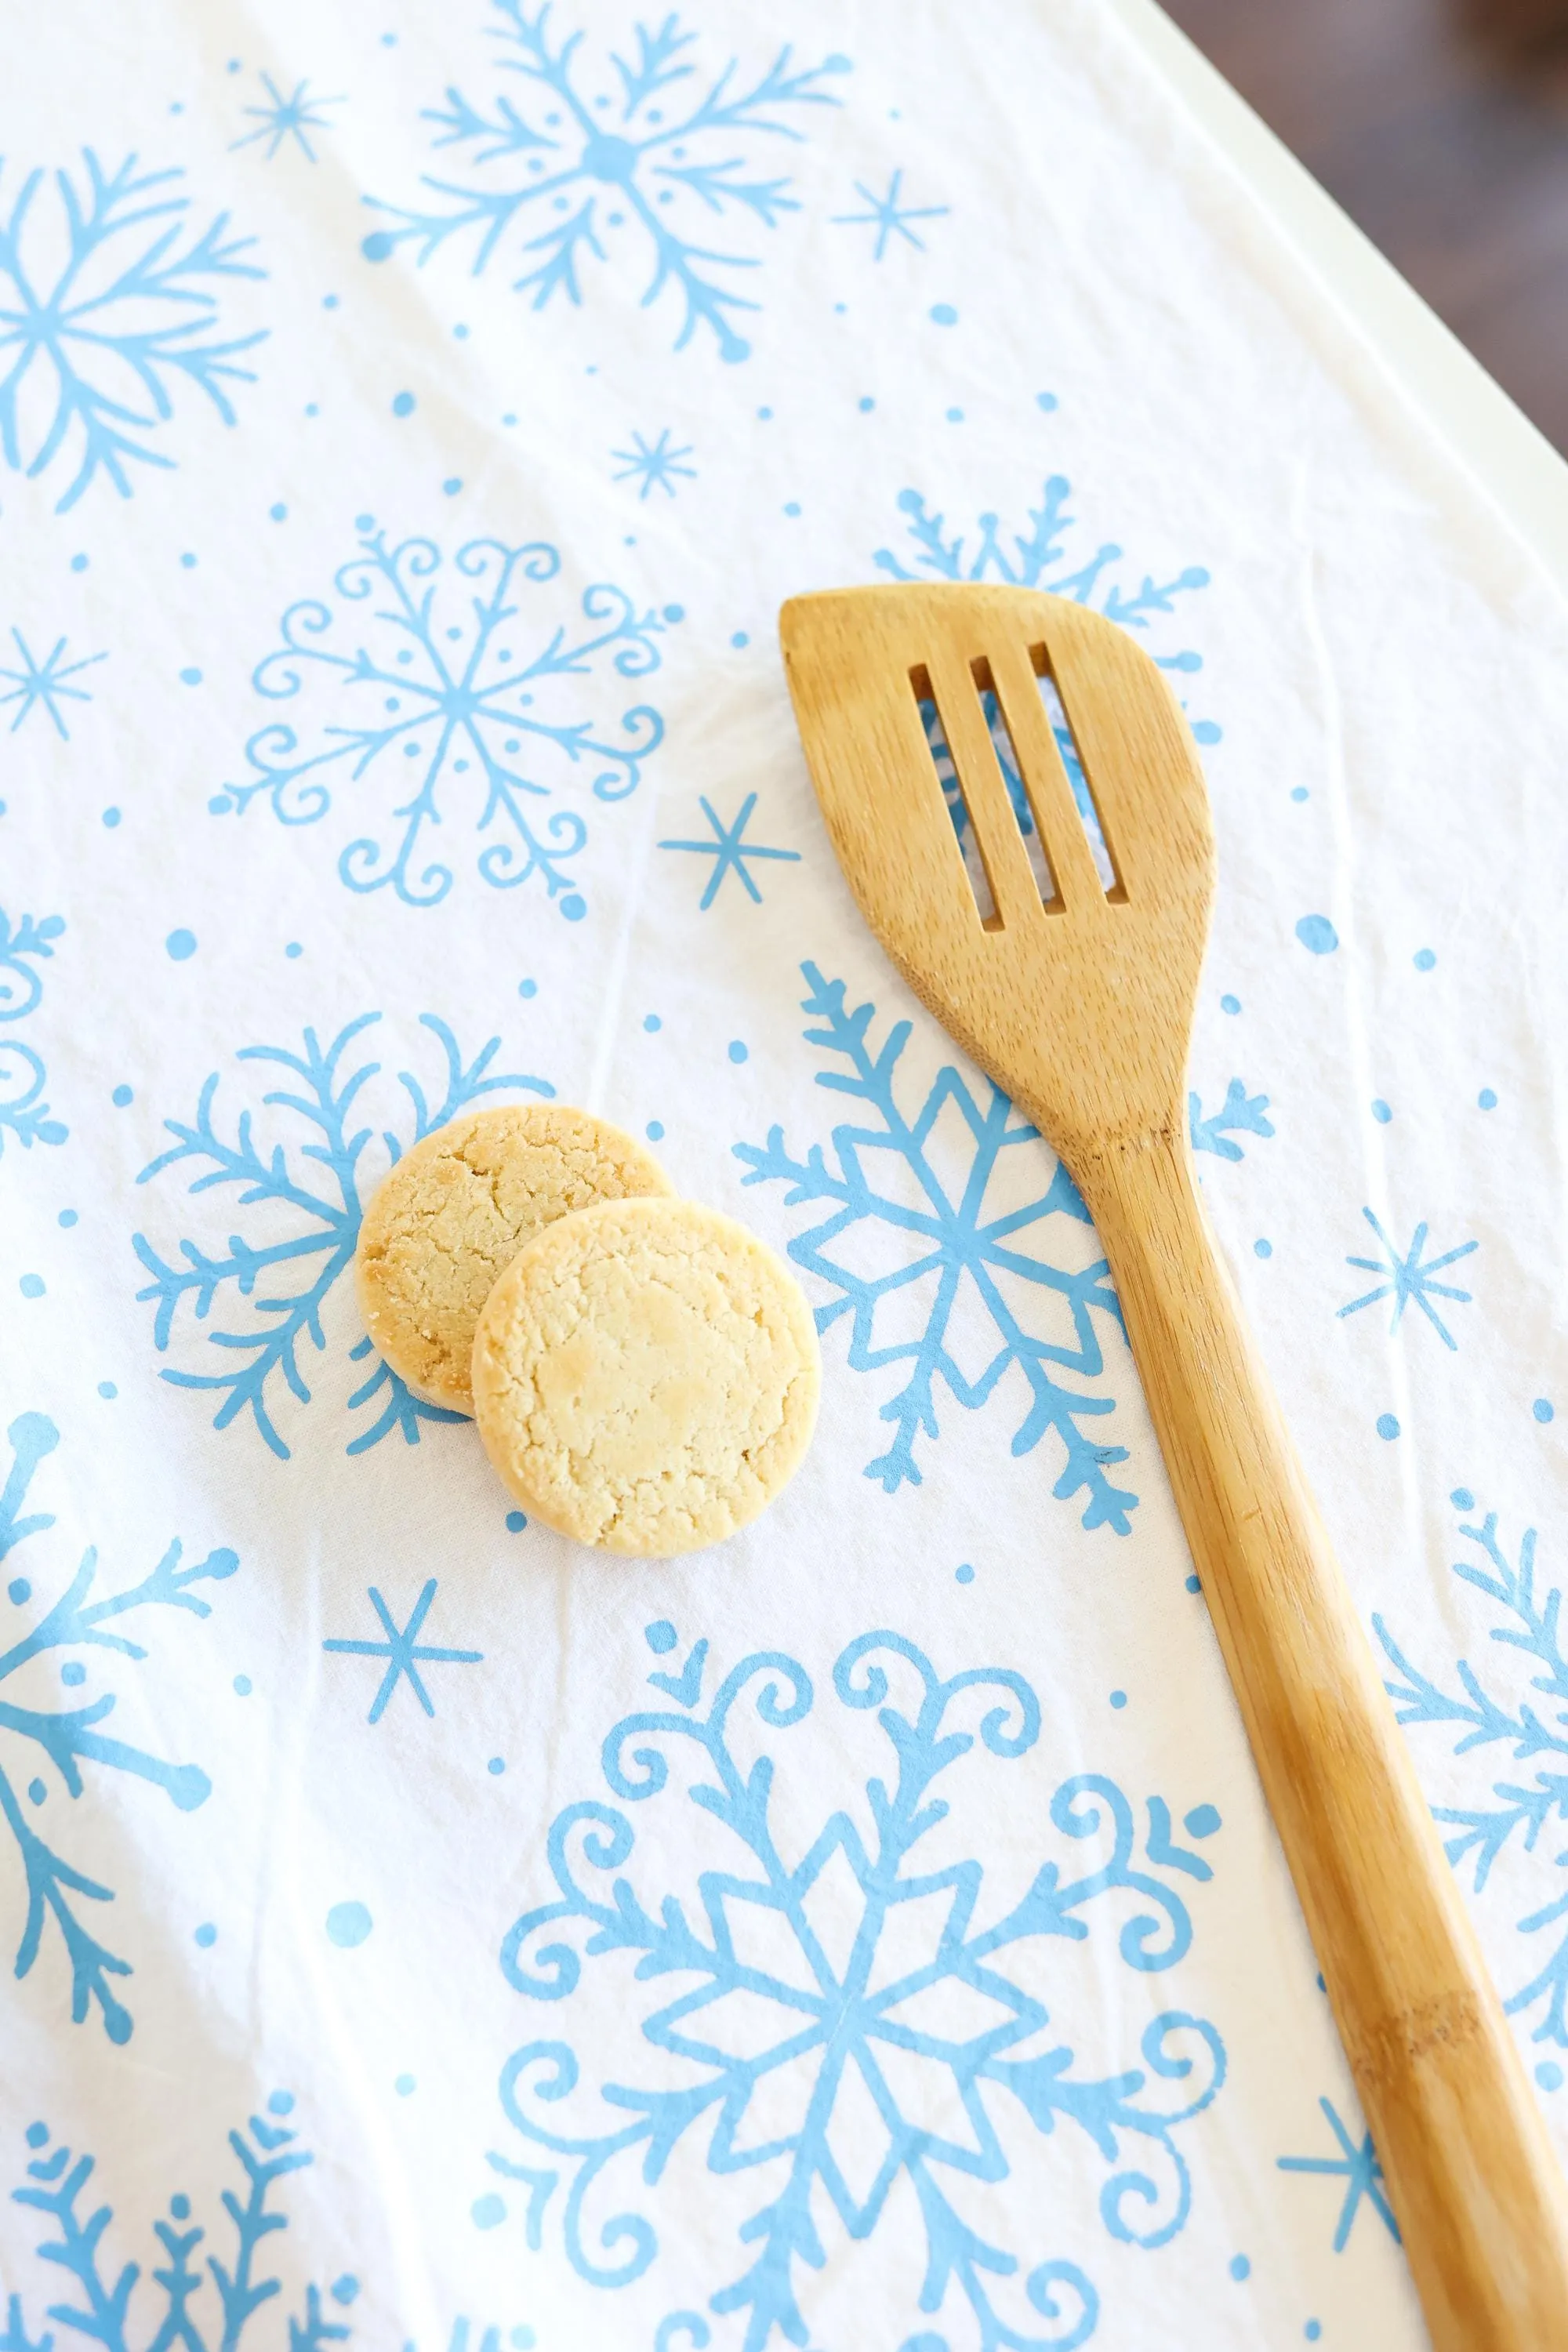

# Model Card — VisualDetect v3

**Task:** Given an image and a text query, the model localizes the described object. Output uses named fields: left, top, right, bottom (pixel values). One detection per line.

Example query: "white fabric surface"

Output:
left=4, top=5, right=1568, bottom=2348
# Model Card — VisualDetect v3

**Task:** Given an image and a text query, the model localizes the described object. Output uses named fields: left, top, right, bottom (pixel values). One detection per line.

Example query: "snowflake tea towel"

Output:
left=5, top=2, right=1568, bottom=2347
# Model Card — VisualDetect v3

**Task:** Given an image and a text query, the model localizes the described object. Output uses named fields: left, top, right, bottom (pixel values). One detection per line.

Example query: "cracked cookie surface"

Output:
left=355, top=1105, right=673, bottom=1413
left=471, top=1196, right=820, bottom=1556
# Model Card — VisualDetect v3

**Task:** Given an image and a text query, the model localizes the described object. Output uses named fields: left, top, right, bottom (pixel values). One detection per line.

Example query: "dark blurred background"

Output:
left=1160, top=0, right=1568, bottom=449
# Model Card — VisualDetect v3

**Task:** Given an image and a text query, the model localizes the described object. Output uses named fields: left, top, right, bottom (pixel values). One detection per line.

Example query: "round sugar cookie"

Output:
left=355, top=1105, right=673, bottom=1414
left=470, top=1196, right=820, bottom=1556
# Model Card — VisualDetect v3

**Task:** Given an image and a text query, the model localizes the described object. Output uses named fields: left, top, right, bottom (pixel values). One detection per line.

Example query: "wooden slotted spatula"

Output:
left=779, top=581, right=1568, bottom=2350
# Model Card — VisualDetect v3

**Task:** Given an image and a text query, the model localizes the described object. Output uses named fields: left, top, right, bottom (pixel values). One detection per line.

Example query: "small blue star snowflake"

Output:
left=230, top=73, right=344, bottom=162
left=1278, top=2096, right=1401, bottom=2252
left=658, top=793, right=800, bottom=907
left=0, top=630, right=106, bottom=738
left=1338, top=1207, right=1478, bottom=1350
left=612, top=429, right=695, bottom=500
left=830, top=168, right=948, bottom=259
left=323, top=1580, right=483, bottom=1722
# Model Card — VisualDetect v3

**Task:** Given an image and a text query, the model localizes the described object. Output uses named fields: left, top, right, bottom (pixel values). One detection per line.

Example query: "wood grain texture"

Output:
left=779, top=581, right=1568, bottom=2350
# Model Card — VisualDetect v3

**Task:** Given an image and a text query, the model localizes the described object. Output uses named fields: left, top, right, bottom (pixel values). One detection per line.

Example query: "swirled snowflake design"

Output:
left=360, top=5, right=850, bottom=364
left=0, top=1411, right=237, bottom=2044
left=1376, top=1491, right=1568, bottom=2048
left=735, top=967, right=1135, bottom=1529
left=132, top=1011, right=549, bottom=1460
left=0, top=151, right=265, bottom=514
left=1, top=2092, right=349, bottom=2350
left=0, top=904, right=67, bottom=1156
left=488, top=1626, right=1225, bottom=2350
left=213, top=523, right=671, bottom=912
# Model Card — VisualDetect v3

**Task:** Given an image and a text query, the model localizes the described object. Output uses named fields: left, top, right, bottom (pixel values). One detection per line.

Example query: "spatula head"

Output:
left=779, top=583, right=1215, bottom=1172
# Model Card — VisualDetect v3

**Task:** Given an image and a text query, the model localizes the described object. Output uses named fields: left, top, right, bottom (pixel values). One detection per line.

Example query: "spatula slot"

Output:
left=1029, top=644, right=1126, bottom=903
left=968, top=655, right=1062, bottom=913
left=909, top=663, right=1003, bottom=931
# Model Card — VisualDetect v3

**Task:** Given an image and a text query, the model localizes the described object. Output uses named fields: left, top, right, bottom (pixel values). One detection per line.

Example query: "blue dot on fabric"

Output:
left=58, top=1209, right=77, bottom=1228
left=1220, top=993, right=1240, bottom=1014
left=1371, top=1098, right=1392, bottom=1123
left=181, top=551, right=198, bottom=568
left=325, top=1901, right=372, bottom=1947
left=61, top=1660, right=85, bottom=1686
left=1295, top=914, right=1338, bottom=955
left=208, top=795, right=230, bottom=815
left=859, top=396, right=875, bottom=412
left=644, top=1013, right=662, bottom=1032
left=505, top=1509, right=526, bottom=1532
left=20, top=1275, right=44, bottom=1299
left=98, top=1381, right=117, bottom=1399
left=25, top=2122, right=48, bottom=2148
left=955, top=1563, right=975, bottom=1584
left=269, top=503, right=286, bottom=522
left=1452, top=1487, right=1475, bottom=1509
left=517, top=978, right=536, bottom=999
left=1534, top=1398, right=1555, bottom=1424
left=946, top=406, right=964, bottom=423
left=645, top=1620, right=678, bottom=1654
left=931, top=302, right=958, bottom=325
left=165, top=928, right=197, bottom=960
left=1229, top=2255, right=1250, bottom=2282
left=1109, top=1690, right=1127, bottom=1709
left=472, top=2194, right=506, bottom=2230
left=1185, top=1804, right=1221, bottom=1838
left=1537, top=2061, right=1564, bottom=2090
left=1036, top=390, right=1058, bottom=412
left=560, top=894, right=586, bottom=921
left=234, top=1674, right=252, bottom=1695
left=512, top=2332, right=535, bottom=2352
left=8, top=1578, right=30, bottom=1605
left=443, top=477, right=463, bottom=496
left=728, top=1040, right=748, bottom=1064
left=1291, top=786, right=1308, bottom=802
left=1185, top=1573, right=1201, bottom=1593
left=331, top=2277, right=360, bottom=2307
left=395, top=2073, right=416, bottom=2096
left=112, top=1084, right=132, bottom=1106
left=646, top=1120, right=664, bottom=1141
left=1254, top=1239, right=1272, bottom=1258
left=783, top=501, right=801, bottom=517
left=269, top=2089, right=296, bottom=2117
left=1479, top=1087, right=1497, bottom=1109
left=391, top=390, right=416, bottom=416
left=488, top=1756, right=505, bottom=1775
left=71, top=551, right=88, bottom=572
left=170, top=2193, right=191, bottom=2222
left=194, top=1922, right=216, bottom=1947
left=102, top=808, right=121, bottom=827
left=285, top=941, right=303, bottom=959
left=1414, top=947, right=1436, bottom=971
left=27, top=1778, right=45, bottom=1805
left=1377, top=1414, right=1400, bottom=1441
left=731, top=630, right=750, bottom=648
left=1305, top=2326, right=1322, bottom=2343
left=1192, top=720, right=1222, bottom=746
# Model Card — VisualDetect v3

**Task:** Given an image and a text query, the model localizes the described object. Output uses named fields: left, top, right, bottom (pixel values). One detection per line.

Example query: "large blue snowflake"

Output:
left=2, top=2092, right=347, bottom=2350
left=212, top=521, right=672, bottom=912
left=361, top=5, right=850, bottom=363
left=487, top=1626, right=1225, bottom=2351
left=735, top=966, right=1135, bottom=1530
left=0, top=151, right=265, bottom=514
left=132, top=1011, right=550, bottom=1461
left=0, top=1410, right=237, bottom=2044
left=1376, top=1492, right=1568, bottom=2046
left=0, top=904, right=67, bottom=1156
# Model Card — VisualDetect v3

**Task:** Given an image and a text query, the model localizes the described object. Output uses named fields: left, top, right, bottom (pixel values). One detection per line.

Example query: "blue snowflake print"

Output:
left=230, top=73, right=345, bottom=163
left=132, top=1011, right=549, bottom=1461
left=0, top=906, right=67, bottom=1156
left=323, top=1581, right=484, bottom=1723
left=212, top=521, right=671, bottom=912
left=1376, top=1496, right=1568, bottom=2045
left=361, top=5, right=851, bottom=363
left=0, top=151, right=266, bottom=514
left=1277, top=2096, right=1399, bottom=2252
left=1188, top=1080, right=1272, bottom=1163
left=0, top=1410, right=238, bottom=2044
left=659, top=793, right=800, bottom=908
left=613, top=428, right=696, bottom=499
left=2, top=2093, right=348, bottom=2349
left=875, top=470, right=1219, bottom=750
left=0, top=631, right=105, bottom=737
left=1338, top=1209, right=1478, bottom=1350
left=488, top=1627, right=1225, bottom=2351
left=735, top=965, right=1136, bottom=1529
left=830, top=169, right=947, bottom=259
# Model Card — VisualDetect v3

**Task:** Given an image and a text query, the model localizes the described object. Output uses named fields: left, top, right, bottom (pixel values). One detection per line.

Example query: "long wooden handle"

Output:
left=1076, top=1125, right=1568, bottom=2350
